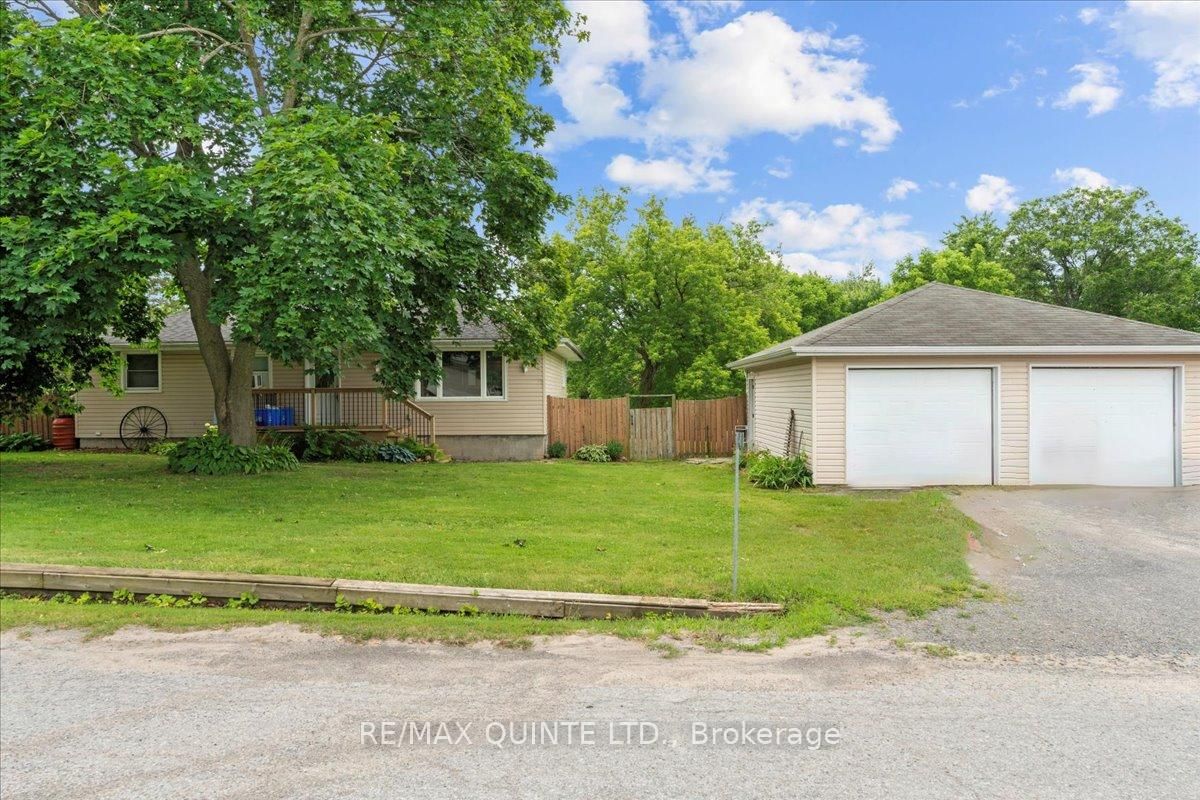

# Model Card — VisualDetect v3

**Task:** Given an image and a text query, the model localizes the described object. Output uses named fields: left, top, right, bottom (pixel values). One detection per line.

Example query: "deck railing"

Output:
left=252, top=388, right=435, bottom=443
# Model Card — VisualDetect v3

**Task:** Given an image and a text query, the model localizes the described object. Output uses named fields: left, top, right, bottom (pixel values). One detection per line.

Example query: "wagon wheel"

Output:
left=120, top=406, right=168, bottom=450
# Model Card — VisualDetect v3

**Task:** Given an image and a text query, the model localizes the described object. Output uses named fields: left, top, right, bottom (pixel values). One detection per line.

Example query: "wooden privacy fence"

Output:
left=0, top=414, right=55, bottom=442
left=547, top=396, right=629, bottom=456
left=674, top=396, right=746, bottom=458
left=547, top=395, right=746, bottom=460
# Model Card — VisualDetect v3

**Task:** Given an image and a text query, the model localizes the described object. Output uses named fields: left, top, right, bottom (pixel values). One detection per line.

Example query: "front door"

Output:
left=314, top=369, right=341, bottom=426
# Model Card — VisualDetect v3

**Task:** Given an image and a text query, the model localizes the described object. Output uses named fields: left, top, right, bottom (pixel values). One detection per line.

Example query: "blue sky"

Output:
left=532, top=0, right=1200, bottom=277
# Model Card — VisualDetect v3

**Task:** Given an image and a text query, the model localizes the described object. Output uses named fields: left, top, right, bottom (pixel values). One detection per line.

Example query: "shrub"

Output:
left=603, top=440, right=624, bottom=461
left=377, top=443, right=418, bottom=463
left=546, top=440, right=567, bottom=459
left=745, top=451, right=813, bottom=490
left=257, top=429, right=297, bottom=450
left=574, top=444, right=611, bottom=463
left=739, top=448, right=769, bottom=469
left=346, top=443, right=381, bottom=462
left=395, top=437, right=449, bottom=462
left=296, top=427, right=368, bottom=461
left=147, top=440, right=179, bottom=457
left=0, top=432, right=52, bottom=452
left=167, top=425, right=299, bottom=475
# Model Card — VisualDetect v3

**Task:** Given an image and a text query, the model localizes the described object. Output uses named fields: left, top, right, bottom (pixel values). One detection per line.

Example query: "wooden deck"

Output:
left=252, top=388, right=434, bottom=442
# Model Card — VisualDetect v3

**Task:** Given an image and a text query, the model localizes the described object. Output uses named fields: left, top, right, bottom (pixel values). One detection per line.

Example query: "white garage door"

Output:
left=1030, top=368, right=1176, bottom=487
left=847, top=368, right=994, bottom=487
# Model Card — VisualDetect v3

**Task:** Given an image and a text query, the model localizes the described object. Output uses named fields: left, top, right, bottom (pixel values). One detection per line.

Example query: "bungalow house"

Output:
left=75, top=310, right=582, bottom=461
left=731, top=282, right=1200, bottom=488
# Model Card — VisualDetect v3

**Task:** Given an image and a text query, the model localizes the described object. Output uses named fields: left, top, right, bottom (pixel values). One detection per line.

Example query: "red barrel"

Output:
left=51, top=416, right=77, bottom=450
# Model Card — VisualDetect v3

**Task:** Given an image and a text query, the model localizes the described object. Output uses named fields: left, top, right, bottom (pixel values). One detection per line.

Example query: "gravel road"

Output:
left=2, top=624, right=1198, bottom=800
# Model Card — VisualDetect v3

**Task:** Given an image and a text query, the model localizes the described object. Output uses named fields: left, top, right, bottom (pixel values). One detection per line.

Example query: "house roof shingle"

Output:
left=107, top=310, right=506, bottom=346
left=732, top=282, right=1200, bottom=366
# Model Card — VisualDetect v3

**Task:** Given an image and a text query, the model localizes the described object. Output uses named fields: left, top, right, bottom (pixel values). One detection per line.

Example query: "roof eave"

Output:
left=727, top=350, right=799, bottom=370
left=730, top=343, right=1200, bottom=369
left=788, top=345, right=1200, bottom=356
left=555, top=339, right=584, bottom=362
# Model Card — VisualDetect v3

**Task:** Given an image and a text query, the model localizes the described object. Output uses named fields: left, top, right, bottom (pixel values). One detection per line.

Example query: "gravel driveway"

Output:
left=2, top=487, right=1198, bottom=799
left=888, top=486, right=1200, bottom=658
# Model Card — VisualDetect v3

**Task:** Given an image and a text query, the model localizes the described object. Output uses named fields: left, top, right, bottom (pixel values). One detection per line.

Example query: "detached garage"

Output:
left=731, top=283, right=1200, bottom=488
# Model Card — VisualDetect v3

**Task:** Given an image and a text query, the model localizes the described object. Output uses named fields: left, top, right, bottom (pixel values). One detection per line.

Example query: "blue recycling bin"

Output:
left=255, top=406, right=295, bottom=427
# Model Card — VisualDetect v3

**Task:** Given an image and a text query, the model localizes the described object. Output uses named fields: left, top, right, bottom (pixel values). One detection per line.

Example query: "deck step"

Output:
left=0, top=563, right=784, bottom=620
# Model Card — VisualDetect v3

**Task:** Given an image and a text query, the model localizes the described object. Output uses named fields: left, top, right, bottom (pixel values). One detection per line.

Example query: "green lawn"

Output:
left=0, top=452, right=979, bottom=648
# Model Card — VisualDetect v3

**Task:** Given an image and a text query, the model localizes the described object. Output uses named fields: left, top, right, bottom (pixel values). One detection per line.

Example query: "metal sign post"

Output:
left=732, top=425, right=747, bottom=597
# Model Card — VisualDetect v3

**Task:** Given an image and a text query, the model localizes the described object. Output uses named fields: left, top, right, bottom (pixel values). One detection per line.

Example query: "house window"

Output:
left=419, top=350, right=505, bottom=399
left=251, top=355, right=271, bottom=388
left=124, top=353, right=160, bottom=391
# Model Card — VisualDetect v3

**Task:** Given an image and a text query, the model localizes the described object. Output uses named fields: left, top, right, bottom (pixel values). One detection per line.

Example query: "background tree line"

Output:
left=544, top=186, right=1199, bottom=400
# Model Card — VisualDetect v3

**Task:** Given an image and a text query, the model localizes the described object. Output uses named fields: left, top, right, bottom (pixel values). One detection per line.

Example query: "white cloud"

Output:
left=965, top=174, right=1018, bottom=213
left=981, top=72, right=1024, bottom=99
left=663, top=0, right=743, bottom=40
left=730, top=198, right=927, bottom=278
left=884, top=178, right=920, bottom=201
left=639, top=13, right=899, bottom=153
left=954, top=71, right=1030, bottom=108
left=551, top=2, right=901, bottom=188
left=1078, top=7, right=1101, bottom=25
left=1052, top=166, right=1112, bottom=188
left=1110, top=1, right=1200, bottom=108
left=605, top=153, right=734, bottom=194
left=1054, top=62, right=1123, bottom=115
left=551, top=1, right=654, bottom=149
left=766, top=157, right=792, bottom=179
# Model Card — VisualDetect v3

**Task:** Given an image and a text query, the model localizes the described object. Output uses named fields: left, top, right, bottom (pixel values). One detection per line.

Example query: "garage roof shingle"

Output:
left=736, top=282, right=1200, bottom=364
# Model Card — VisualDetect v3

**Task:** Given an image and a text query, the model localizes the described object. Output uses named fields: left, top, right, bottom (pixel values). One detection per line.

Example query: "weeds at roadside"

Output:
left=922, top=643, right=957, bottom=658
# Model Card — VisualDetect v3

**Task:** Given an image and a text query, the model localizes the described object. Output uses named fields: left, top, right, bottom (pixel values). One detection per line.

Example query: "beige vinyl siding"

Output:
left=746, top=359, right=812, bottom=457
left=542, top=353, right=568, bottom=399
left=811, top=359, right=845, bottom=484
left=272, top=361, right=306, bottom=389
left=418, top=356, right=549, bottom=436
left=75, top=352, right=215, bottom=439
left=810, top=354, right=1200, bottom=486
left=268, top=357, right=374, bottom=389
left=1182, top=360, right=1199, bottom=486
left=998, top=362, right=1029, bottom=483
left=77, top=350, right=556, bottom=440
left=270, top=351, right=548, bottom=434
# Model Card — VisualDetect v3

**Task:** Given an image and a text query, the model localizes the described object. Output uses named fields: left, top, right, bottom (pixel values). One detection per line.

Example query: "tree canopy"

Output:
left=1000, top=187, right=1199, bottom=331
left=0, top=1, right=580, bottom=437
left=888, top=245, right=1015, bottom=297
left=544, top=190, right=801, bottom=398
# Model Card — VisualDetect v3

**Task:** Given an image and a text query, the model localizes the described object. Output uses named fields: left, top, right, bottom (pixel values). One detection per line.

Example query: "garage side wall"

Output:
left=746, top=359, right=812, bottom=457
left=811, top=354, right=1200, bottom=486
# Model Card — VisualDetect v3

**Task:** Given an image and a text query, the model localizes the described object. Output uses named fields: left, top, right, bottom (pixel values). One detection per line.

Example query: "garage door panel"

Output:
left=847, top=369, right=993, bottom=487
left=1030, top=368, right=1175, bottom=487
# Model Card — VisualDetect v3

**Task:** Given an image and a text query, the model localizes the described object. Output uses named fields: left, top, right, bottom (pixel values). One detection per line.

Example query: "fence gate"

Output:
left=629, top=406, right=674, bottom=460
left=547, top=394, right=745, bottom=460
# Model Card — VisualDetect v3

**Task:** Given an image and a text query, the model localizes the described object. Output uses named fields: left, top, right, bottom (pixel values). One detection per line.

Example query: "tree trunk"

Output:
left=638, top=357, right=658, bottom=395
left=217, top=378, right=257, bottom=446
left=175, top=254, right=259, bottom=446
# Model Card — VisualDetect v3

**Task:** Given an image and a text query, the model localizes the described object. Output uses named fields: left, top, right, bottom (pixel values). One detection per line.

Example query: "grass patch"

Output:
left=0, top=452, right=979, bottom=647
left=922, top=643, right=958, bottom=658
